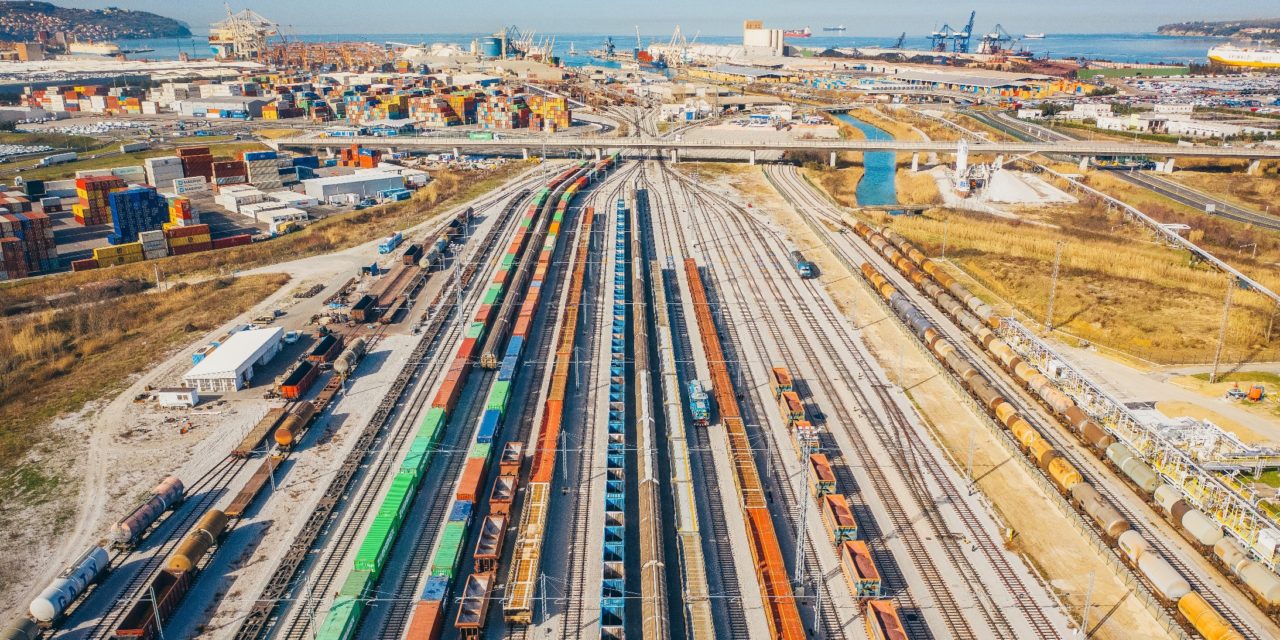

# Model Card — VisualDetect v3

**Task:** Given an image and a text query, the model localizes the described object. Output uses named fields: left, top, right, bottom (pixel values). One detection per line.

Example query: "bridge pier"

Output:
left=324, top=147, right=335, bottom=158
left=1164, top=157, right=1176, bottom=174
left=749, top=149, right=757, bottom=166
left=1078, top=156, right=1092, bottom=172
left=830, top=152, right=837, bottom=168
left=594, top=148, right=602, bottom=162
left=670, top=148, right=679, bottom=163
left=452, top=147, right=460, bottom=160
left=1248, top=159, right=1262, bottom=176
left=522, top=147, right=530, bottom=161
left=910, top=152, right=919, bottom=172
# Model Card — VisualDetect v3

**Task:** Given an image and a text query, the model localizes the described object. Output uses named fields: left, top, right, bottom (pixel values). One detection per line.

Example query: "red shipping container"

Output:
left=70, top=258, right=99, bottom=271
left=432, top=377, right=461, bottom=411
left=211, top=234, right=252, bottom=249
left=405, top=601, right=443, bottom=640
left=455, top=457, right=486, bottom=503
left=170, top=242, right=212, bottom=256
left=176, top=146, right=212, bottom=158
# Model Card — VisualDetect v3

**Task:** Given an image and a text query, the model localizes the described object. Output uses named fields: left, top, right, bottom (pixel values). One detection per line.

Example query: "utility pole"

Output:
left=1044, top=241, right=1064, bottom=335
left=1078, top=571, right=1096, bottom=639
left=941, top=217, right=950, bottom=260
left=1210, top=276, right=1235, bottom=384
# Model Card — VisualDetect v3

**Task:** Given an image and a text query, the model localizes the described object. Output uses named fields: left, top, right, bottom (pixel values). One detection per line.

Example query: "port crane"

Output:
left=952, top=10, right=976, bottom=53
left=929, top=24, right=954, bottom=52
left=978, top=24, right=1016, bottom=55
left=892, top=32, right=906, bottom=49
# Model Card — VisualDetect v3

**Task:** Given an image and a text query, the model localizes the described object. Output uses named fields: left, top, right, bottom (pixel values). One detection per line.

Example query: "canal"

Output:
left=833, top=113, right=899, bottom=207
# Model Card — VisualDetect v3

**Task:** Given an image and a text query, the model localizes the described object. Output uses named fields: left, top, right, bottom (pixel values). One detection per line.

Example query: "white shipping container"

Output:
left=138, top=230, right=166, bottom=242
left=173, top=176, right=209, bottom=195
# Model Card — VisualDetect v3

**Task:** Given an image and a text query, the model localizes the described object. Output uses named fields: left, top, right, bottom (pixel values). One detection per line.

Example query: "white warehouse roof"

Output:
left=184, top=327, right=283, bottom=390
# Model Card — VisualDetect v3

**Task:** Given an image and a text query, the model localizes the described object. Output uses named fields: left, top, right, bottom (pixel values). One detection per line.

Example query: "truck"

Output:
left=36, top=152, right=77, bottom=167
left=120, top=141, right=150, bottom=153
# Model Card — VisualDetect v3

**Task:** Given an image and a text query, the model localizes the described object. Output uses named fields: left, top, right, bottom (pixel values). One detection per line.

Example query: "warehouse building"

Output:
left=173, top=96, right=269, bottom=118
left=183, top=327, right=283, bottom=393
left=302, top=170, right=405, bottom=203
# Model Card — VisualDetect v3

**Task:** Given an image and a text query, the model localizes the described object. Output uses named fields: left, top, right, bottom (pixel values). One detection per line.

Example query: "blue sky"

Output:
left=59, top=1, right=1279, bottom=36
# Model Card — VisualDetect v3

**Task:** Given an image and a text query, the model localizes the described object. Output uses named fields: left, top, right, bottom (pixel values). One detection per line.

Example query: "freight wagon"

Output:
left=769, top=366, right=793, bottom=398
left=110, top=476, right=185, bottom=550
left=113, top=569, right=191, bottom=639
left=687, top=380, right=710, bottom=426
left=306, top=334, right=344, bottom=365
left=28, top=546, right=110, bottom=624
left=279, top=360, right=319, bottom=400
left=864, top=599, right=907, bottom=640
left=807, top=453, right=836, bottom=497
left=377, top=232, right=403, bottom=254
left=350, top=294, right=377, bottom=323
left=233, top=407, right=286, bottom=457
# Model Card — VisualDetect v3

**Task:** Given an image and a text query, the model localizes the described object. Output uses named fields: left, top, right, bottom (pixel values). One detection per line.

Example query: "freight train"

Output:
left=315, top=156, right=618, bottom=640
left=112, top=509, right=228, bottom=639
left=790, top=249, right=815, bottom=279
left=772, top=366, right=899, bottom=631
left=850, top=222, right=1252, bottom=640
left=687, top=380, right=711, bottom=425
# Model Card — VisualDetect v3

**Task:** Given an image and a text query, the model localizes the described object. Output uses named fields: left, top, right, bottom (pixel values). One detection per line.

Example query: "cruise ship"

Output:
left=1207, top=44, right=1280, bottom=68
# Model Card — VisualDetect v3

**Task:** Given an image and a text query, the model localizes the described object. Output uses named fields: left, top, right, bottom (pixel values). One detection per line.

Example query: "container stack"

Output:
left=407, top=97, right=461, bottom=128
left=0, top=191, right=34, bottom=213
left=166, top=224, right=213, bottom=256
left=167, top=196, right=201, bottom=227
left=138, top=229, right=168, bottom=260
left=0, top=210, right=57, bottom=273
left=107, top=187, right=170, bottom=244
left=93, top=242, right=144, bottom=267
left=338, top=145, right=381, bottom=168
left=477, top=94, right=530, bottom=130
left=177, top=146, right=214, bottom=182
left=212, top=160, right=249, bottom=187
left=527, top=95, right=571, bottom=132
left=243, top=151, right=285, bottom=190
left=447, top=93, right=477, bottom=124
left=74, top=175, right=127, bottom=226
left=0, top=237, right=27, bottom=280
left=144, top=156, right=185, bottom=190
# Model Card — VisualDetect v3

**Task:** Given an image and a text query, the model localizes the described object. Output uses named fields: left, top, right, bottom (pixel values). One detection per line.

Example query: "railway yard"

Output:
left=5, top=95, right=1280, bottom=640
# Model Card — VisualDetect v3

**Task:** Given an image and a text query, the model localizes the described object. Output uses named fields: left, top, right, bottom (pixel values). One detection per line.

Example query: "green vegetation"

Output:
left=0, top=273, right=288, bottom=506
left=1190, top=371, right=1280, bottom=386
left=1077, top=67, right=1191, bottom=79
left=16, top=141, right=268, bottom=180
left=1158, top=18, right=1280, bottom=43
left=0, top=131, right=100, bottom=151
left=0, top=2, right=190, bottom=41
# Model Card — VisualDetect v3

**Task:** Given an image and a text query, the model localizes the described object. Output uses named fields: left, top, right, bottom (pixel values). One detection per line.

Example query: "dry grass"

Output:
left=885, top=108, right=966, bottom=142
left=882, top=208, right=1280, bottom=364
left=1163, top=170, right=1280, bottom=214
left=255, top=128, right=305, bottom=139
left=0, top=273, right=289, bottom=495
left=801, top=165, right=864, bottom=208
left=846, top=108, right=923, bottom=142
left=0, top=163, right=527, bottom=311
left=896, top=169, right=941, bottom=206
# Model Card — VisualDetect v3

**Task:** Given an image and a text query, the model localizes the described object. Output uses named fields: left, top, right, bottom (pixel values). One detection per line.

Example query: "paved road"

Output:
left=1109, top=170, right=1280, bottom=231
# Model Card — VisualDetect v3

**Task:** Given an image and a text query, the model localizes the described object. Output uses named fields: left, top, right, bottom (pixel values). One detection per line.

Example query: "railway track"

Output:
left=639, top=161, right=749, bottom=640
left=77, top=455, right=250, bottom=640
left=774, top=160, right=1270, bottom=639
left=236, top=182, right=539, bottom=640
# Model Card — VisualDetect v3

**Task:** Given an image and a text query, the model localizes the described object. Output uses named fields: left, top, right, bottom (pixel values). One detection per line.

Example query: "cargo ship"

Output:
left=784, top=27, right=812, bottom=38
left=823, top=25, right=846, bottom=32
left=1207, top=44, right=1280, bottom=68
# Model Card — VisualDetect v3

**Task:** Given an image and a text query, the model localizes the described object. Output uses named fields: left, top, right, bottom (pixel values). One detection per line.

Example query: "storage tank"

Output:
left=1236, top=561, right=1280, bottom=606
left=109, top=476, right=185, bottom=547
left=1117, top=530, right=1147, bottom=563
left=1120, top=457, right=1160, bottom=493
left=1181, top=509, right=1225, bottom=547
left=29, top=546, right=110, bottom=622
left=480, top=36, right=503, bottom=58
left=166, top=509, right=228, bottom=573
left=1138, top=553, right=1191, bottom=601
left=274, top=401, right=317, bottom=448
left=1, top=618, right=38, bottom=640
left=1178, top=592, right=1245, bottom=640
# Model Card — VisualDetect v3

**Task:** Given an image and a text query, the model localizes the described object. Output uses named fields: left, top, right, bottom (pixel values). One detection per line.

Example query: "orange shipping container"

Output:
left=406, top=600, right=444, bottom=640
left=456, top=457, right=486, bottom=503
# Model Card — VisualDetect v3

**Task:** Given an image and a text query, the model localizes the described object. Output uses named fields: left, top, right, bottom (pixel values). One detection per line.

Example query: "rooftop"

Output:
left=185, top=327, right=282, bottom=378
left=304, top=170, right=403, bottom=186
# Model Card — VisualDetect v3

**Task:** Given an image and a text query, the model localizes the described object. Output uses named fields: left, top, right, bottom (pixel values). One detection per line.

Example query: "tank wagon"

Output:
left=852, top=225, right=1252, bottom=640
left=110, top=476, right=185, bottom=549
left=28, top=546, right=111, bottom=624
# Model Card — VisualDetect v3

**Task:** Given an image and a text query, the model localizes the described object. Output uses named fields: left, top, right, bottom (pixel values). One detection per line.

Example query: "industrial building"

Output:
left=173, top=96, right=269, bottom=118
left=182, top=327, right=283, bottom=393
left=302, top=170, right=406, bottom=203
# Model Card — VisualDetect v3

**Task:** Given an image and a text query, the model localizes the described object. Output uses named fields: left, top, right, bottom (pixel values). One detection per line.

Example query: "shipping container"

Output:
left=456, top=457, right=486, bottom=503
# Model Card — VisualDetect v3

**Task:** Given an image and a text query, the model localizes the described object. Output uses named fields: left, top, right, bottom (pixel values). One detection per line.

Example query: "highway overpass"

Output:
left=274, top=134, right=1280, bottom=166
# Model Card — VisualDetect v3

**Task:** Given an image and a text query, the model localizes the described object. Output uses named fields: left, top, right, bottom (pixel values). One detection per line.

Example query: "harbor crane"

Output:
left=952, top=10, right=977, bottom=53
left=893, top=32, right=906, bottom=49
left=978, top=24, right=1016, bottom=55
left=930, top=24, right=954, bottom=52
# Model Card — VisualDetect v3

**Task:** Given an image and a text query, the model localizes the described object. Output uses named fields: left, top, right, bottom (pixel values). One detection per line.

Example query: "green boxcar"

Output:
left=314, top=592, right=365, bottom=640
left=533, top=188, right=549, bottom=205
left=353, top=514, right=396, bottom=573
left=482, top=287, right=502, bottom=305
left=486, top=381, right=511, bottom=412
left=430, top=521, right=468, bottom=578
left=469, top=441, right=492, bottom=461
left=500, top=253, right=516, bottom=270
left=338, top=569, right=373, bottom=598
left=420, top=407, right=446, bottom=442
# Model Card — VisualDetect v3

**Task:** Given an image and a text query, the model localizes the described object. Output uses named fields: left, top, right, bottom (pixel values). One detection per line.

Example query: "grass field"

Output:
left=1190, top=371, right=1280, bottom=386
left=872, top=206, right=1280, bottom=364
left=1163, top=170, right=1280, bottom=214
left=0, top=163, right=528, bottom=313
left=0, top=273, right=288, bottom=504
left=0, top=131, right=100, bottom=151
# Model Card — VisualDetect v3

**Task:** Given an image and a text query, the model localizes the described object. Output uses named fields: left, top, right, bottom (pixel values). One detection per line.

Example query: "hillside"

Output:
left=0, top=1, right=189, bottom=42
left=1157, top=18, right=1280, bottom=43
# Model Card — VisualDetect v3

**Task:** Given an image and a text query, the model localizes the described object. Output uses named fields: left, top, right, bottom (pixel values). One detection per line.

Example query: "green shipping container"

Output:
left=465, top=321, right=487, bottom=340
left=430, top=521, right=468, bottom=578
left=315, top=594, right=364, bottom=640
left=469, top=441, right=492, bottom=460
left=338, top=569, right=373, bottom=598
left=486, top=380, right=511, bottom=412
left=500, top=254, right=516, bottom=270
left=482, top=287, right=502, bottom=305
left=420, top=407, right=446, bottom=442
left=353, top=517, right=395, bottom=572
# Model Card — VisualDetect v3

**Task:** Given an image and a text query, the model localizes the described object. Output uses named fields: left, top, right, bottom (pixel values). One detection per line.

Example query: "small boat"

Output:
left=1024, top=33, right=1046, bottom=39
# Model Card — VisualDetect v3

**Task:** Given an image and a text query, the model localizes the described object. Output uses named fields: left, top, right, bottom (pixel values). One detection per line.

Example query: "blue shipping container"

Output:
left=448, top=501, right=473, bottom=523
left=476, top=409, right=502, bottom=444
left=420, top=575, right=449, bottom=602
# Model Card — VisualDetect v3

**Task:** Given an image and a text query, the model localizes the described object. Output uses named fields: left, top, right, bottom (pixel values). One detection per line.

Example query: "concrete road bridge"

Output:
left=272, top=134, right=1280, bottom=170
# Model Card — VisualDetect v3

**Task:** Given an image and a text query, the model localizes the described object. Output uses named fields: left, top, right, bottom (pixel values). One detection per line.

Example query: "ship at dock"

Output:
left=1208, top=44, right=1280, bottom=68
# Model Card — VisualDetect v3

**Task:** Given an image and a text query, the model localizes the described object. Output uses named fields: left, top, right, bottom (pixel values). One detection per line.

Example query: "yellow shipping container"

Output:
left=167, top=234, right=212, bottom=248
left=119, top=252, right=145, bottom=265
left=93, top=243, right=143, bottom=259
